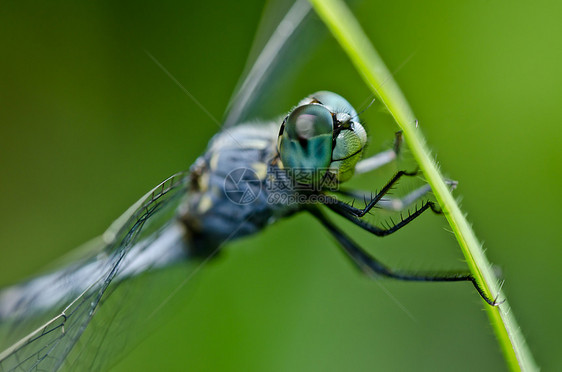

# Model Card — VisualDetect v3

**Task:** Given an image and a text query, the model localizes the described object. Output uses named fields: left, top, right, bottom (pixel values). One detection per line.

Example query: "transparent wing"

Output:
left=0, top=0, right=334, bottom=370
left=0, top=172, right=191, bottom=371
left=222, top=0, right=326, bottom=128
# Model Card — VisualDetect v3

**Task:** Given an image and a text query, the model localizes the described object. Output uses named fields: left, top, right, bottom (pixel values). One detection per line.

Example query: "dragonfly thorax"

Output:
left=277, top=91, right=367, bottom=185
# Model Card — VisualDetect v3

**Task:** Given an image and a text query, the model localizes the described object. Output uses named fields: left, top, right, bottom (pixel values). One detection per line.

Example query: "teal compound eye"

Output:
left=278, top=103, right=334, bottom=184
left=298, top=92, right=367, bottom=183
left=304, top=90, right=358, bottom=119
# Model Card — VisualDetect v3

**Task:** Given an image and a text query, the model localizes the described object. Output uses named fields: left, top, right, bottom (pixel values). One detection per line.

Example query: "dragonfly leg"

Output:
left=309, top=208, right=500, bottom=306
left=336, top=179, right=457, bottom=212
left=323, top=169, right=419, bottom=218
left=355, top=131, right=403, bottom=174
left=323, top=196, right=438, bottom=237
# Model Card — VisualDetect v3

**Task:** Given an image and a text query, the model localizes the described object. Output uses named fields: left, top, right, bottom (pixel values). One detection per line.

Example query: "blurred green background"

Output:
left=1, top=0, right=560, bottom=371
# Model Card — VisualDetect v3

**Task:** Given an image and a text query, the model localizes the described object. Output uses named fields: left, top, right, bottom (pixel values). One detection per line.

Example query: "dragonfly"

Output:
left=0, top=1, right=496, bottom=371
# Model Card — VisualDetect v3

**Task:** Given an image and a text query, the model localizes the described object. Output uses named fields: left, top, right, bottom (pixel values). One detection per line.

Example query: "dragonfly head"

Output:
left=277, top=91, right=367, bottom=186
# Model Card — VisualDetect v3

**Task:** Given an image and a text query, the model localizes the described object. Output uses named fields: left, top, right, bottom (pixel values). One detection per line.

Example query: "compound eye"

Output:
left=279, top=103, right=334, bottom=176
left=285, top=104, right=333, bottom=143
left=308, top=91, right=358, bottom=118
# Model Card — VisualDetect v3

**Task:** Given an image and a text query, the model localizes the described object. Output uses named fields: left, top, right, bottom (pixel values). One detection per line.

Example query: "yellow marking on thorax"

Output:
left=209, top=151, right=220, bottom=171
left=197, top=194, right=213, bottom=214
left=198, top=171, right=210, bottom=192
left=241, top=139, right=269, bottom=149
left=251, top=162, right=268, bottom=180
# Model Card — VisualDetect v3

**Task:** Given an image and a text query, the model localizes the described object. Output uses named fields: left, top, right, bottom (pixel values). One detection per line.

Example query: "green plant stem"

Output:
left=308, top=0, right=538, bottom=371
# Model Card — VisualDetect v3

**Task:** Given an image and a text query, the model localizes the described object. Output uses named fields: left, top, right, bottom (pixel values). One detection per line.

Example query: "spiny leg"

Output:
left=355, top=131, right=403, bottom=175
left=308, top=208, right=500, bottom=306
left=324, top=170, right=420, bottom=218
left=324, top=197, right=438, bottom=237
left=336, top=180, right=457, bottom=212
left=320, top=169, right=438, bottom=236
